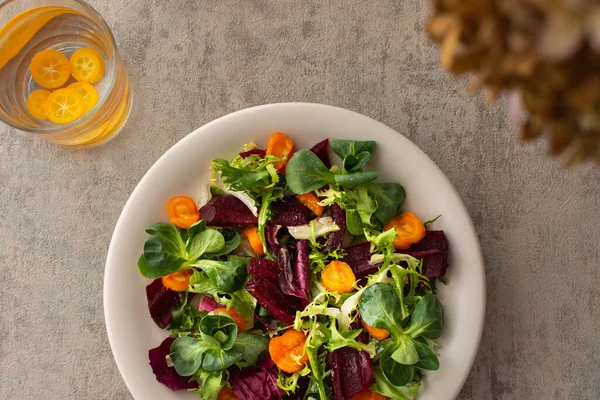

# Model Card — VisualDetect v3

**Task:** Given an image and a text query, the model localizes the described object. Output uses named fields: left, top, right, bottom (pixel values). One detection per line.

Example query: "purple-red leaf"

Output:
left=407, top=230, right=449, bottom=253
left=247, top=257, right=281, bottom=281
left=199, top=195, right=258, bottom=227
left=407, top=249, right=449, bottom=278
left=310, top=139, right=331, bottom=168
left=146, top=279, right=180, bottom=329
left=277, top=241, right=311, bottom=307
left=197, top=295, right=223, bottom=312
left=240, top=148, right=267, bottom=159
left=343, top=241, right=379, bottom=277
left=246, top=277, right=297, bottom=324
left=148, top=337, right=198, bottom=391
left=324, top=204, right=346, bottom=251
left=230, top=356, right=285, bottom=400
left=265, top=223, right=282, bottom=255
left=271, top=196, right=312, bottom=226
left=327, top=347, right=373, bottom=400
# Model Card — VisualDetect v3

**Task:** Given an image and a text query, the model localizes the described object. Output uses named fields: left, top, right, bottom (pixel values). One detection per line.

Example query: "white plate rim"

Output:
left=104, top=102, right=486, bottom=400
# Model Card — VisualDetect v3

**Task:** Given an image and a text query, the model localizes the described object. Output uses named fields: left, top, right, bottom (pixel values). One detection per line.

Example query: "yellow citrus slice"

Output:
left=45, top=88, right=85, bottom=124
left=68, top=81, right=99, bottom=114
left=29, top=49, right=71, bottom=89
left=26, top=89, right=52, bottom=120
left=69, top=47, right=105, bottom=83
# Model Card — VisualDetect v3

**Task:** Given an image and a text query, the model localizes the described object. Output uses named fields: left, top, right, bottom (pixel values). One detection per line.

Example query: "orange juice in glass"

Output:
left=0, top=0, right=131, bottom=147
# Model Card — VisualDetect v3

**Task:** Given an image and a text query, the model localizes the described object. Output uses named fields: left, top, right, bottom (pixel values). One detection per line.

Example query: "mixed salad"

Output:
left=138, top=133, right=451, bottom=400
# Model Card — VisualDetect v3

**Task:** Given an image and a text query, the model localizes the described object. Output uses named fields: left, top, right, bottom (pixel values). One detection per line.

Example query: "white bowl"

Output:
left=104, top=103, right=485, bottom=400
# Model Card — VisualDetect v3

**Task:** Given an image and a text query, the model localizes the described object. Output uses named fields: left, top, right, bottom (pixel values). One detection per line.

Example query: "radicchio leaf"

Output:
left=230, top=356, right=285, bottom=400
left=271, top=196, right=312, bottom=226
left=324, top=204, right=346, bottom=252
left=310, top=139, right=331, bottom=168
left=239, top=148, right=267, bottom=159
left=148, top=337, right=198, bottom=391
left=277, top=241, right=311, bottom=307
left=197, top=295, right=223, bottom=312
left=265, top=223, right=282, bottom=255
left=246, top=277, right=298, bottom=324
left=199, top=195, right=258, bottom=227
left=327, top=347, right=373, bottom=400
left=146, top=279, right=180, bottom=329
left=247, top=257, right=281, bottom=281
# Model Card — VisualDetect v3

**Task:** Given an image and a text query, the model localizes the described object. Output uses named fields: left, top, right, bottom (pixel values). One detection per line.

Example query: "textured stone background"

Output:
left=1, top=1, right=599, bottom=399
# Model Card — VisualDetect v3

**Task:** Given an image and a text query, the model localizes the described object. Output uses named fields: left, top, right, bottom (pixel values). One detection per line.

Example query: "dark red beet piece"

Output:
left=247, top=257, right=281, bottom=281
left=271, top=196, right=312, bottom=226
left=343, top=241, right=379, bottom=277
left=327, top=347, right=373, bottom=400
left=246, top=277, right=297, bottom=324
left=239, top=148, right=267, bottom=159
left=350, top=319, right=369, bottom=344
left=230, top=356, right=285, bottom=400
left=310, top=138, right=331, bottom=168
left=146, top=279, right=180, bottom=329
left=148, top=337, right=198, bottom=391
left=324, top=204, right=346, bottom=251
left=407, top=230, right=449, bottom=253
left=199, top=195, right=258, bottom=227
left=407, top=249, right=449, bottom=278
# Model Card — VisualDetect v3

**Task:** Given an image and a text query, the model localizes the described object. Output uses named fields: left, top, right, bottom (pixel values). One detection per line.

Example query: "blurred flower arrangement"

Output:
left=427, top=0, right=600, bottom=165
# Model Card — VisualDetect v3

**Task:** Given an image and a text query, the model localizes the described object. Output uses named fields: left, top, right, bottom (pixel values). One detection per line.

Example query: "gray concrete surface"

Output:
left=1, top=1, right=599, bottom=399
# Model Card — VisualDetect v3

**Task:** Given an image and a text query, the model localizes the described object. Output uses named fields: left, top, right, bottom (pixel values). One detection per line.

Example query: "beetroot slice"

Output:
left=324, top=204, right=346, bottom=251
left=310, top=139, right=331, bottom=168
left=246, top=277, right=297, bottom=324
left=408, top=230, right=449, bottom=253
left=240, top=148, right=267, bottom=159
left=327, top=347, right=373, bottom=400
left=247, top=257, right=281, bottom=281
left=199, top=195, right=258, bottom=227
left=230, top=356, right=285, bottom=400
left=148, top=337, right=198, bottom=391
left=407, top=249, right=449, bottom=278
left=343, top=241, right=379, bottom=277
left=271, top=196, right=312, bottom=226
left=146, top=279, right=180, bottom=329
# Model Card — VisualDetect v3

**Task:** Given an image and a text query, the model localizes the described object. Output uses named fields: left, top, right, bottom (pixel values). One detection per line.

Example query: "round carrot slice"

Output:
left=269, top=329, right=308, bottom=373
left=384, top=212, right=426, bottom=249
left=44, top=88, right=85, bottom=124
left=161, top=269, right=193, bottom=292
left=266, top=132, right=295, bottom=172
left=321, top=260, right=356, bottom=293
left=68, top=81, right=99, bottom=114
left=166, top=196, right=200, bottom=229
left=351, top=388, right=387, bottom=400
left=361, top=319, right=390, bottom=341
left=217, top=387, right=238, bottom=400
left=70, top=47, right=105, bottom=83
left=26, top=89, right=52, bottom=120
left=29, top=49, right=71, bottom=89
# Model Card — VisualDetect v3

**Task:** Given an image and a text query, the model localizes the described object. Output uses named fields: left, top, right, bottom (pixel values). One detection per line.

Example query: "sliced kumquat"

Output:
left=384, top=212, right=426, bottom=249
left=44, top=88, right=85, bottom=124
left=166, top=196, right=200, bottom=229
left=269, top=329, right=309, bottom=373
left=213, top=307, right=254, bottom=332
left=266, top=132, right=295, bottom=172
left=68, top=81, right=99, bottom=114
left=161, top=269, right=193, bottom=292
left=29, top=49, right=71, bottom=89
left=242, top=226, right=264, bottom=256
left=70, top=47, right=105, bottom=83
left=321, top=260, right=356, bottom=294
left=26, top=89, right=51, bottom=120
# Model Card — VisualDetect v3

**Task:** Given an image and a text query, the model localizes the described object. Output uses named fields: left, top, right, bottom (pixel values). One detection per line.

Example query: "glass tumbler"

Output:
left=0, top=0, right=131, bottom=147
